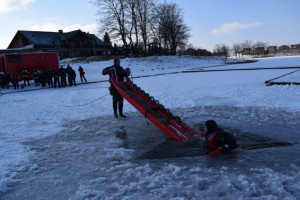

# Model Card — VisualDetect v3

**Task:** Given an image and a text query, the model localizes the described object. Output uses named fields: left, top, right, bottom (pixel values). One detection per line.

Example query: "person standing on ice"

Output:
left=201, top=120, right=237, bottom=156
left=102, top=58, right=129, bottom=118
left=78, top=66, right=87, bottom=83
left=59, top=66, right=67, bottom=87
left=21, top=67, right=30, bottom=87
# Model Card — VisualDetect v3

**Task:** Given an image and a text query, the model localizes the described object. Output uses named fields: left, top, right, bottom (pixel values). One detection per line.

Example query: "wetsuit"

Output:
left=102, top=65, right=128, bottom=118
left=204, top=129, right=237, bottom=155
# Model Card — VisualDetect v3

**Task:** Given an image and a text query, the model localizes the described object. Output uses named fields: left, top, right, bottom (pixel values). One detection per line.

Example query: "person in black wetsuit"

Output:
left=201, top=120, right=237, bottom=156
left=102, top=58, right=129, bottom=118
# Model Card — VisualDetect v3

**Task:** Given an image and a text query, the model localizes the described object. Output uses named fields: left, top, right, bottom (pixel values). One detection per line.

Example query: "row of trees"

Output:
left=211, top=40, right=272, bottom=63
left=93, top=0, right=190, bottom=56
left=213, top=40, right=270, bottom=60
left=231, top=40, right=269, bottom=57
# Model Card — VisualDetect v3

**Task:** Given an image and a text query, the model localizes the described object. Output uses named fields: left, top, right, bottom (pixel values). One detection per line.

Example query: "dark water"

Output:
left=126, top=128, right=293, bottom=160
left=113, top=105, right=299, bottom=160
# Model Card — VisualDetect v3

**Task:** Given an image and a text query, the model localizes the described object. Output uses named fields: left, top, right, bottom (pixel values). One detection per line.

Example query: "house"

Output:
left=278, top=45, right=290, bottom=50
left=290, top=44, right=300, bottom=49
left=241, top=48, right=252, bottom=56
left=290, top=44, right=300, bottom=55
left=253, top=47, right=265, bottom=55
left=7, top=30, right=111, bottom=59
left=267, top=46, right=277, bottom=53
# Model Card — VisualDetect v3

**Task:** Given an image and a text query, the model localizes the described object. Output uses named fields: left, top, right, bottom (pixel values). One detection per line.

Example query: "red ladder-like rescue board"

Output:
left=110, top=78, right=199, bottom=142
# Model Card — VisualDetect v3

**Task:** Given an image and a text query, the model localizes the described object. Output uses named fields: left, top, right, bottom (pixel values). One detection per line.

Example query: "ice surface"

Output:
left=0, top=56, right=300, bottom=199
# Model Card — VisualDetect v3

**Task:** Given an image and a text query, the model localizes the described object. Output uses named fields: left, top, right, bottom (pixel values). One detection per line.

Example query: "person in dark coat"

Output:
left=0, top=72, right=7, bottom=89
left=66, top=64, right=72, bottom=86
left=45, top=69, right=53, bottom=88
left=1, top=73, right=11, bottom=89
left=11, top=72, right=20, bottom=90
left=69, top=67, right=76, bottom=86
left=59, top=66, right=67, bottom=87
left=39, top=69, right=47, bottom=87
left=0, top=72, right=5, bottom=89
left=102, top=58, right=129, bottom=118
left=21, top=67, right=30, bottom=86
left=78, top=66, right=87, bottom=83
left=53, top=69, right=61, bottom=88
left=32, top=68, right=41, bottom=86
left=201, top=120, right=237, bottom=156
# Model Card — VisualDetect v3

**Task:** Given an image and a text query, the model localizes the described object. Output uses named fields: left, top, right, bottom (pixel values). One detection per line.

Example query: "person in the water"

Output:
left=201, top=120, right=237, bottom=156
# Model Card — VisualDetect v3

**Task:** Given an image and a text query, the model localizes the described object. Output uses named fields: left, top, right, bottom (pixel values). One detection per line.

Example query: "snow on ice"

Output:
left=0, top=55, right=300, bottom=199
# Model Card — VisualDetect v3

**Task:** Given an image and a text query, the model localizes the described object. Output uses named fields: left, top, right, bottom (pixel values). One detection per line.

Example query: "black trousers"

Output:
left=61, top=77, right=67, bottom=87
left=112, top=90, right=124, bottom=115
left=80, top=74, right=87, bottom=83
left=54, top=77, right=61, bottom=88
left=13, top=81, right=19, bottom=89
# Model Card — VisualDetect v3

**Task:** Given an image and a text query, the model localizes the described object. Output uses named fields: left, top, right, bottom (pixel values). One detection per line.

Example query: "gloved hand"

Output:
left=209, top=147, right=223, bottom=156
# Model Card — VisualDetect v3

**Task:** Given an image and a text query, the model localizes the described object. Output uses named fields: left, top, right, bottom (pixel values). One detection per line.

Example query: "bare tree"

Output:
left=125, top=0, right=139, bottom=50
left=232, top=43, right=242, bottom=58
left=94, top=0, right=189, bottom=56
left=242, top=39, right=252, bottom=49
left=213, top=44, right=221, bottom=56
left=214, top=43, right=230, bottom=63
left=240, top=39, right=253, bottom=56
left=94, top=0, right=129, bottom=50
left=153, top=2, right=189, bottom=55
left=253, top=41, right=269, bottom=56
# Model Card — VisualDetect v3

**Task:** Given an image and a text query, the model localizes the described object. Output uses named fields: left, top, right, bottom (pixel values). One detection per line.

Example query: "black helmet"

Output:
left=205, top=120, right=219, bottom=134
left=114, top=58, right=120, bottom=64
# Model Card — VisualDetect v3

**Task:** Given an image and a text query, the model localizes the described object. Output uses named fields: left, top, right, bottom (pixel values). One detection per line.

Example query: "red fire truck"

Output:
left=0, top=52, right=59, bottom=80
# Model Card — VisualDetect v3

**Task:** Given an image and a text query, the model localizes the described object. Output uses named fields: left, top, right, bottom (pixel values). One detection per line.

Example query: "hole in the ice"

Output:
left=137, top=127, right=293, bottom=159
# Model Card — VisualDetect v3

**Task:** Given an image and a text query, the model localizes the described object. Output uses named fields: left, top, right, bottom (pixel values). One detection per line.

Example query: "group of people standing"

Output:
left=0, top=65, right=88, bottom=90
left=0, top=68, right=31, bottom=90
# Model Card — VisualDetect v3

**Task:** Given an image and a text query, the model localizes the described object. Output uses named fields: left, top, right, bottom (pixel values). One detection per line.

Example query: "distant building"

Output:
left=254, top=47, right=265, bottom=51
left=252, top=47, right=266, bottom=56
left=290, top=44, right=300, bottom=55
left=241, top=48, right=252, bottom=56
left=7, top=30, right=111, bottom=59
left=277, top=45, right=291, bottom=55
left=290, top=44, right=300, bottom=49
left=278, top=45, right=290, bottom=50
left=267, top=46, right=277, bottom=51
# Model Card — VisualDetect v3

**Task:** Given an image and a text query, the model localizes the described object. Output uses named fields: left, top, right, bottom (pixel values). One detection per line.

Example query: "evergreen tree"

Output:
left=103, top=32, right=112, bottom=47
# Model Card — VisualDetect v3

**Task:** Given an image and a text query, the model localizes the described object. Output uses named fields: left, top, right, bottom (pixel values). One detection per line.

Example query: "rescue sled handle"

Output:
left=110, top=77, right=199, bottom=142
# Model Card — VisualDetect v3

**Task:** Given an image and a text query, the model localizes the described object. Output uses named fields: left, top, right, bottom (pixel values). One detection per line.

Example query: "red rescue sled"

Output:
left=110, top=78, right=199, bottom=142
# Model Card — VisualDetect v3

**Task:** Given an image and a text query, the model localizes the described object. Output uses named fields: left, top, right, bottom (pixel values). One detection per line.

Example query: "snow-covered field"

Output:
left=0, top=56, right=300, bottom=199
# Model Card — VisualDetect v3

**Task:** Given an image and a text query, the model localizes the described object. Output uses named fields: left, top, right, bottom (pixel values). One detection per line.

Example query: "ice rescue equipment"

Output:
left=109, top=77, right=199, bottom=142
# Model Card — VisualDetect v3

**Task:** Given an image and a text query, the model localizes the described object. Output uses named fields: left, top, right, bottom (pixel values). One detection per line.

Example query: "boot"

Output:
left=114, top=112, right=118, bottom=118
left=114, top=107, right=118, bottom=118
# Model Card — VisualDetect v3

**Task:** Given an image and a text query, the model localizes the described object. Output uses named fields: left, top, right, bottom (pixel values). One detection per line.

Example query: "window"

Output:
left=8, top=54, right=22, bottom=63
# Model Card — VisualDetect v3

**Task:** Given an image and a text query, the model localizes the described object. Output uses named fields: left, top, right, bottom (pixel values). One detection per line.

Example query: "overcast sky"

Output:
left=0, top=0, right=299, bottom=51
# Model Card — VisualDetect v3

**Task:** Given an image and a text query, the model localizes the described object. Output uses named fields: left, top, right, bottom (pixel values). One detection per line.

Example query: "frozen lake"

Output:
left=1, top=56, right=300, bottom=199
left=1, top=105, right=300, bottom=200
